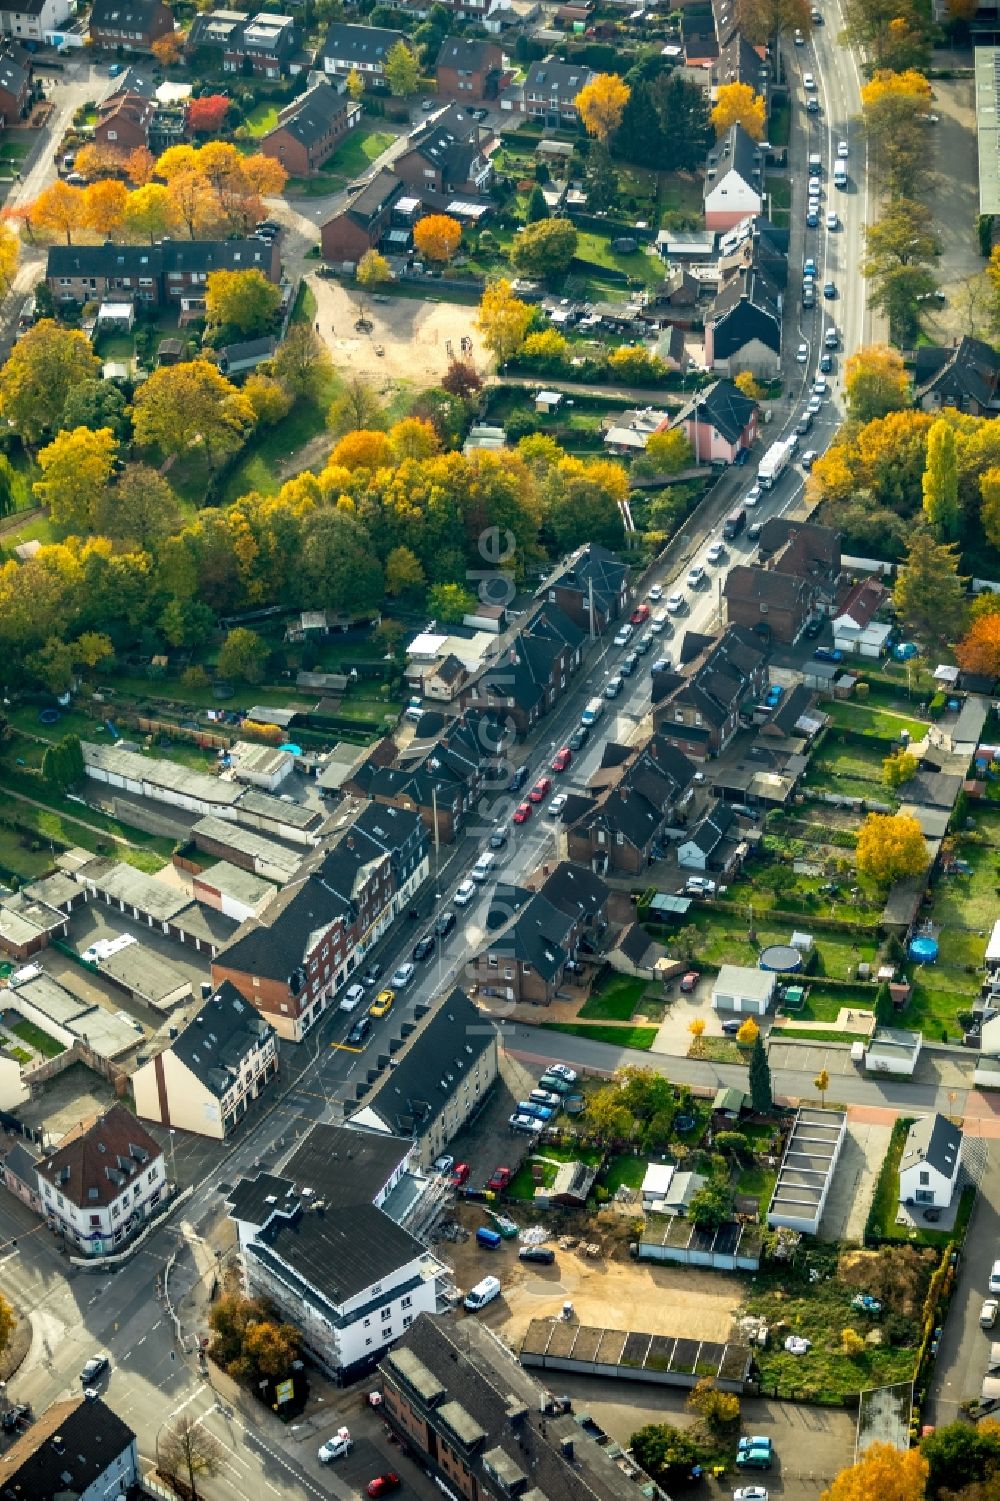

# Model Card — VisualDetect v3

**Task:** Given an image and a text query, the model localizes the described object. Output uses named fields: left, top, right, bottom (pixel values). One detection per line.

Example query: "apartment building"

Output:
left=47, top=237, right=280, bottom=309
left=35, top=1103, right=168, bottom=1258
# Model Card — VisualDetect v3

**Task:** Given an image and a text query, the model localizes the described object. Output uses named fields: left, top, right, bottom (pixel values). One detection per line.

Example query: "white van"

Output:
left=833, top=161, right=847, bottom=188
left=580, top=696, right=605, bottom=728
left=464, top=1275, right=502, bottom=1312
left=472, top=851, right=496, bottom=884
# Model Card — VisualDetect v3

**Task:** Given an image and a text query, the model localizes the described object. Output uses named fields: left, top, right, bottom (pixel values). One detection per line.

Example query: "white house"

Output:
left=704, top=124, right=764, bottom=231
left=711, top=964, right=776, bottom=1015
left=863, top=1026, right=922, bottom=1077
left=832, top=577, right=892, bottom=658
left=0, top=0, right=73, bottom=43
left=678, top=802, right=737, bottom=870
left=229, top=740, right=294, bottom=791
left=899, top=1113, right=962, bottom=1209
left=35, top=1103, right=169, bottom=1258
left=228, top=1123, right=451, bottom=1385
left=0, top=1395, right=139, bottom=1497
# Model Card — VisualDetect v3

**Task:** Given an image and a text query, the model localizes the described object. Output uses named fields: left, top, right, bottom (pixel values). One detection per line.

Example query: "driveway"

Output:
left=818, top=1117, right=891, bottom=1242
left=926, top=1139, right=997, bottom=1426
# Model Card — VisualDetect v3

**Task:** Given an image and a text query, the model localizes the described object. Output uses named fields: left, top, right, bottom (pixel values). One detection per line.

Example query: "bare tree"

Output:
left=159, top=1413, right=224, bottom=1499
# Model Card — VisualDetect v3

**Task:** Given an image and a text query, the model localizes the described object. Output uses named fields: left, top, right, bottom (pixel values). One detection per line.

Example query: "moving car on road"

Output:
left=454, top=878, right=477, bottom=903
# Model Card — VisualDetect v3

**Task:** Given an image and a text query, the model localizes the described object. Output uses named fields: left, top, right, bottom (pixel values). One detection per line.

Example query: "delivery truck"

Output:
left=758, top=438, right=791, bottom=489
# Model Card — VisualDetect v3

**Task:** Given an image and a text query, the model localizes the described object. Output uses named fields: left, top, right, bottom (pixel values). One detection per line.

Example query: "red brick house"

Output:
left=435, top=36, right=503, bottom=101
left=89, top=0, right=174, bottom=52
left=0, top=43, right=30, bottom=124
left=320, top=168, right=405, bottom=262
left=393, top=105, right=494, bottom=195
left=539, top=541, right=630, bottom=635
left=653, top=626, right=769, bottom=758
left=565, top=736, right=698, bottom=876
left=94, top=84, right=155, bottom=153
left=47, top=237, right=280, bottom=309
left=466, top=862, right=608, bottom=1005
left=261, top=78, right=361, bottom=176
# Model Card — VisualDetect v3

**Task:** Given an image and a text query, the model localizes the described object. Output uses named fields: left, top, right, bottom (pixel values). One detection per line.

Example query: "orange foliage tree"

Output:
left=32, top=180, right=85, bottom=244
left=956, top=613, right=1000, bottom=678
left=330, top=430, right=394, bottom=471
left=413, top=214, right=462, bottom=263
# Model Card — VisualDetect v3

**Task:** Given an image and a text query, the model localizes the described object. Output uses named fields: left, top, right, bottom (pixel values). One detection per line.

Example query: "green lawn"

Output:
left=244, top=101, right=280, bottom=137
left=819, top=699, right=930, bottom=742
left=658, top=171, right=702, bottom=221
left=10, top=1019, right=65, bottom=1058
left=600, top=1154, right=649, bottom=1193
left=0, top=825, right=57, bottom=881
left=215, top=387, right=338, bottom=506
left=681, top=909, right=879, bottom=981
left=782, top=980, right=877, bottom=1023
left=803, top=735, right=897, bottom=800
left=736, top=1162, right=777, bottom=1217
left=538, top=1022, right=658, bottom=1050
left=578, top=975, right=647, bottom=1021
left=574, top=231, right=665, bottom=290
left=323, top=128, right=395, bottom=179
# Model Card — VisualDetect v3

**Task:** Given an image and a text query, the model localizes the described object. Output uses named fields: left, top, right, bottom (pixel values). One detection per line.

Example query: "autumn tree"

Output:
left=187, top=94, right=230, bottom=135
left=218, top=627, right=271, bottom=684
left=644, top=428, right=694, bottom=475
left=243, top=373, right=292, bottom=427
left=956, top=612, right=1000, bottom=679
left=575, top=73, right=631, bottom=143
left=346, top=68, right=364, bottom=100
left=123, top=182, right=174, bottom=242
left=509, top=218, right=578, bottom=278
left=74, top=141, right=124, bottom=181
left=688, top=1016, right=706, bottom=1053
left=0, top=320, right=101, bottom=445
left=356, top=247, right=391, bottom=292
left=749, top=1034, right=772, bottom=1113
left=330, top=429, right=393, bottom=470
left=272, top=322, right=333, bottom=403
left=893, top=530, right=968, bottom=647
left=151, top=30, right=183, bottom=67
left=159, top=1414, right=222, bottom=1500
left=125, top=146, right=156, bottom=186
left=883, top=748, right=918, bottom=788
left=922, top=1420, right=1000, bottom=1499
left=0, top=222, right=17, bottom=296
left=167, top=167, right=216, bottom=238
left=630, top=1425, right=708, bottom=1489
left=93, top=463, right=183, bottom=549
left=205, top=268, right=281, bottom=335
left=733, top=370, right=765, bottom=402
left=922, top=418, right=960, bottom=539
left=686, top=1378, right=740, bottom=1433
left=132, top=360, right=255, bottom=470
left=856, top=811, right=928, bottom=885
left=845, top=345, right=910, bottom=423
left=328, top=375, right=387, bottom=437
left=413, top=213, right=462, bottom=263
left=156, top=143, right=200, bottom=180
left=476, top=278, right=534, bottom=366
left=32, top=179, right=85, bottom=243
left=861, top=69, right=934, bottom=198
left=814, top=1068, right=830, bottom=1106
left=384, top=40, right=420, bottom=97
left=35, top=426, right=117, bottom=535
left=711, top=81, right=766, bottom=139
left=390, top=416, right=438, bottom=461
left=82, top=178, right=128, bottom=237
left=737, top=1017, right=759, bottom=1045
left=821, top=1441, right=928, bottom=1501
left=0, top=1294, right=16, bottom=1357
left=736, top=0, right=810, bottom=49
left=385, top=544, right=426, bottom=596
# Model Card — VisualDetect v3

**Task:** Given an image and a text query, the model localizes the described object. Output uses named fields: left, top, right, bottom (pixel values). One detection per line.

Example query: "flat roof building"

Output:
left=96, top=937, right=193, bottom=1012
left=767, top=1106, right=847, bottom=1235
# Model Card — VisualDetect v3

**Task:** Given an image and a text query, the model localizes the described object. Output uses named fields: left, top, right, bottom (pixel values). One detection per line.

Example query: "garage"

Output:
left=711, top=964, right=777, bottom=1015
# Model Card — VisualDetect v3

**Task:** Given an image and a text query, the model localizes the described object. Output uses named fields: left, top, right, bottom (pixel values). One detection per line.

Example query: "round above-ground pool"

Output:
left=909, top=935, right=939, bottom=962
left=894, top=641, right=918, bottom=661
left=37, top=708, right=60, bottom=725
left=759, top=944, right=803, bottom=972
left=279, top=743, right=302, bottom=755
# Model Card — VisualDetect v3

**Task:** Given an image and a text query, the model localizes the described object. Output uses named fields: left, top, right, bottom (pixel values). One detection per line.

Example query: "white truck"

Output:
left=758, top=438, right=791, bottom=489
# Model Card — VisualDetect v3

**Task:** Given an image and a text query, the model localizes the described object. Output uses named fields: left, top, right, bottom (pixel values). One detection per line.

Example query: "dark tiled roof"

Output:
left=710, top=269, right=781, bottom=359
left=916, top=335, right=1000, bottom=407
left=545, top=541, right=629, bottom=614
left=724, top=563, right=813, bottom=613
left=684, top=377, right=756, bottom=443
left=321, top=20, right=407, bottom=64
left=0, top=1397, right=135, bottom=1498
left=436, top=35, right=498, bottom=71
left=524, top=56, right=593, bottom=97
left=38, top=1103, right=161, bottom=1210
left=344, top=167, right=404, bottom=222
left=901, top=1112, right=961, bottom=1179
left=270, top=78, right=356, bottom=148
left=107, top=64, right=156, bottom=98
left=91, top=0, right=166, bottom=28
left=47, top=238, right=275, bottom=280
left=171, top=980, right=275, bottom=1098
left=228, top=1171, right=296, bottom=1226
left=706, top=123, right=763, bottom=197
left=255, top=1199, right=424, bottom=1304
left=351, top=987, right=496, bottom=1137
left=712, top=31, right=767, bottom=88
left=284, top=1121, right=413, bottom=1204
left=538, top=861, right=608, bottom=922
left=685, top=800, right=737, bottom=854
left=217, top=870, right=349, bottom=984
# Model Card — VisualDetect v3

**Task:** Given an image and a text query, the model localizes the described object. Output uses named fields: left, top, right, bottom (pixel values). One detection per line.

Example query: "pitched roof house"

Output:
left=0, top=0, right=72, bottom=43
left=915, top=336, right=1000, bottom=415
left=704, top=260, right=782, bottom=376
left=467, top=862, right=609, bottom=1004
left=436, top=35, right=504, bottom=100
left=653, top=625, right=768, bottom=758
left=0, top=1397, right=138, bottom=1498
left=36, top=1103, right=168, bottom=1257
left=899, top=1112, right=962, bottom=1208
left=89, top=0, right=174, bottom=51
left=261, top=78, right=362, bottom=175
left=566, top=734, right=698, bottom=875
left=711, top=32, right=768, bottom=95
left=677, top=799, right=738, bottom=870
left=47, top=237, right=280, bottom=308
left=832, top=576, right=891, bottom=657
left=462, top=600, right=586, bottom=734
left=539, top=541, right=630, bottom=633
left=704, top=124, right=764, bottom=230
left=321, top=167, right=405, bottom=262
left=521, top=56, right=594, bottom=123
left=320, top=21, right=409, bottom=85
left=345, top=713, right=498, bottom=844
left=672, top=377, right=759, bottom=464
left=394, top=104, right=494, bottom=195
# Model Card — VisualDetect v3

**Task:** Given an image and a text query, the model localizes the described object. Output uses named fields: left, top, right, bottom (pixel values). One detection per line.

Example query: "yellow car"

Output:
left=370, top=989, right=395, bottom=1018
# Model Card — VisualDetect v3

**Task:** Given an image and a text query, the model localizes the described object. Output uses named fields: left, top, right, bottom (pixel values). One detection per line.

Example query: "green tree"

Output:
left=893, top=530, right=968, bottom=648
left=509, top=218, right=578, bottom=278
left=614, top=79, right=665, bottom=169
left=41, top=733, right=85, bottom=789
left=61, top=378, right=128, bottom=439
left=328, top=375, right=388, bottom=437
left=749, top=1034, right=772, bottom=1113
left=0, top=454, right=16, bottom=519
left=385, top=544, right=426, bottom=596
left=159, top=598, right=216, bottom=649
left=921, top=1421, right=1000, bottom=1499
left=27, top=637, right=76, bottom=694
left=525, top=184, right=549, bottom=224
left=93, top=463, right=183, bottom=549
left=272, top=323, right=334, bottom=403
left=205, top=269, right=282, bottom=336
left=132, top=361, right=255, bottom=472
left=585, top=142, right=619, bottom=213
left=427, top=582, right=475, bottom=623
left=630, top=1424, right=707, bottom=1488
left=922, top=419, right=960, bottom=539
left=863, top=201, right=940, bottom=347
left=217, top=627, right=271, bottom=684
left=384, top=40, right=420, bottom=96
left=688, top=1179, right=734, bottom=1230
left=0, top=320, right=101, bottom=445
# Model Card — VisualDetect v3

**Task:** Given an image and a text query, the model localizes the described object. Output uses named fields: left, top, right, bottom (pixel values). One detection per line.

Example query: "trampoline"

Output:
left=759, top=944, right=803, bottom=972
left=909, top=936, right=939, bottom=963
left=280, top=742, right=302, bottom=755
left=37, top=708, right=60, bottom=725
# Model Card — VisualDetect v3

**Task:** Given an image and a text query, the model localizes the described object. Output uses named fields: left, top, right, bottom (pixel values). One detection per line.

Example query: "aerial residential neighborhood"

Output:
left=0, top=0, right=995, bottom=1497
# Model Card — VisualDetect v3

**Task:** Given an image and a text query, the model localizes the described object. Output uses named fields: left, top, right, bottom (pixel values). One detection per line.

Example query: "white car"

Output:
left=434, top=1155, right=455, bottom=1175
left=665, top=592, right=685, bottom=614
left=807, top=396, right=822, bottom=415
left=510, top=1113, right=544, bottom=1134
left=796, top=343, right=808, bottom=363
left=981, top=1297, right=999, bottom=1329
left=391, top=962, right=415, bottom=988
left=989, top=1259, right=1000, bottom=1293
left=706, top=543, right=725, bottom=565
left=734, top=1489, right=769, bottom=1501
left=744, top=484, right=761, bottom=508
left=548, top=793, right=568, bottom=818
left=454, top=879, right=477, bottom=906
left=813, top=375, right=828, bottom=395
left=826, top=211, right=838, bottom=230
left=340, top=983, right=365, bottom=1012
left=648, top=584, right=664, bottom=602
left=837, top=138, right=848, bottom=157
left=318, top=1429, right=352, bottom=1464
left=613, top=623, right=633, bottom=647
left=803, top=71, right=816, bottom=89
left=547, top=1063, right=578, bottom=1082
left=687, top=565, right=706, bottom=588
left=685, top=876, right=717, bottom=894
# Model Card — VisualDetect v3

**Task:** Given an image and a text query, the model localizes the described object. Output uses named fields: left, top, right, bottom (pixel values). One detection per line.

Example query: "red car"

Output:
left=488, top=1166, right=512, bottom=1191
left=679, top=971, right=700, bottom=993
left=630, top=603, right=651, bottom=626
left=551, top=746, right=572, bottom=773
left=512, top=801, right=532, bottom=825
left=451, top=1162, right=470, bottom=1188
left=528, top=776, right=552, bottom=803
left=367, top=1476, right=401, bottom=1498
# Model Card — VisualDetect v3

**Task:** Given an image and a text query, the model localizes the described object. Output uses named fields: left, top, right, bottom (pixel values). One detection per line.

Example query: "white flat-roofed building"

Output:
left=767, top=1107, right=847, bottom=1235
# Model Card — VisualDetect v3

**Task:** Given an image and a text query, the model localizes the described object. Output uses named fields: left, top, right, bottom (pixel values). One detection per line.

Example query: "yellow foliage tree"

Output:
left=860, top=67, right=932, bottom=113
left=814, top=1068, right=829, bottom=1106
left=32, top=180, right=85, bottom=244
left=856, top=812, right=928, bottom=886
left=883, top=748, right=918, bottom=788
left=688, top=1017, right=706, bottom=1054
left=574, top=73, right=631, bottom=142
left=151, top=31, right=183, bottom=66
left=131, top=360, right=255, bottom=470
left=156, top=143, right=200, bottom=180
left=389, top=417, right=438, bottom=462
left=0, top=320, right=100, bottom=444
left=413, top=213, right=462, bottom=263
left=840, top=1328, right=865, bottom=1355
left=167, top=168, right=216, bottom=239
left=711, top=81, right=767, bottom=140
left=476, top=278, right=534, bottom=367
left=35, top=426, right=118, bottom=534
left=844, top=344, right=910, bottom=422
left=0, top=222, right=18, bottom=296
left=356, top=248, right=392, bottom=289
left=645, top=428, right=694, bottom=474
left=330, top=430, right=394, bottom=471
left=734, top=370, right=765, bottom=402
left=821, top=1441, right=928, bottom=1501
left=737, top=1017, right=759, bottom=1045
left=346, top=68, right=364, bottom=100
left=123, top=182, right=175, bottom=242
left=82, top=179, right=128, bottom=237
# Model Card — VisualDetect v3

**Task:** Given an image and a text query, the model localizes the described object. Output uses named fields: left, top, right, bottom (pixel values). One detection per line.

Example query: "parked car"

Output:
left=539, top=1072, right=575, bottom=1095
left=551, top=746, right=572, bottom=773
left=529, top=1089, right=561, bottom=1108
left=620, top=650, right=639, bottom=677
left=722, top=1019, right=743, bottom=1035
left=685, top=877, right=717, bottom=894
left=507, top=764, right=530, bottom=792
left=454, top=879, right=477, bottom=904
left=989, top=1260, right=1000, bottom=1294
left=604, top=675, right=623, bottom=699
left=488, top=829, right=507, bottom=850
left=548, top=793, right=568, bottom=817
left=796, top=343, right=808, bottom=364
left=745, top=484, right=762, bottom=507
left=814, top=646, right=843, bottom=662
left=734, top=1489, right=769, bottom=1501
left=451, top=1162, right=470, bottom=1187
left=737, top=1445, right=773, bottom=1471
left=510, top=1113, right=544, bottom=1134
left=801, top=450, right=818, bottom=470
left=546, top=1063, right=577, bottom=1082
left=634, top=634, right=653, bottom=656
left=613, top=623, right=633, bottom=647
left=804, top=618, right=824, bottom=639
left=826, top=210, right=838, bottom=230
left=318, top=1429, right=352, bottom=1463
left=528, top=776, right=552, bottom=803
left=517, top=1101, right=554, bottom=1121
left=803, top=71, right=816, bottom=88
left=361, top=963, right=382, bottom=987
left=519, top=1246, right=556, bottom=1265
left=981, top=1297, right=999, bottom=1328
left=819, top=353, right=833, bottom=373
left=487, top=1166, right=512, bottom=1191
left=679, top=971, right=700, bottom=993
